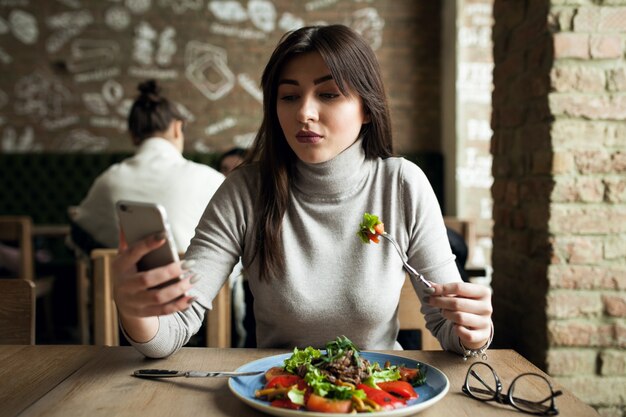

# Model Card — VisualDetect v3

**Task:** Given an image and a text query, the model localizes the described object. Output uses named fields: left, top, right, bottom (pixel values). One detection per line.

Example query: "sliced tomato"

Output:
left=399, top=366, right=423, bottom=385
left=271, top=398, right=302, bottom=410
left=264, top=366, right=291, bottom=382
left=357, top=384, right=405, bottom=410
left=306, top=393, right=352, bottom=413
left=265, top=375, right=302, bottom=389
left=374, top=223, right=385, bottom=235
left=377, top=381, right=418, bottom=399
left=366, top=232, right=380, bottom=243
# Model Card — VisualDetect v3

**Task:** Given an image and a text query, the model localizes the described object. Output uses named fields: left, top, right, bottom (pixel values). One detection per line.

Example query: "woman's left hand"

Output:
left=427, top=281, right=493, bottom=349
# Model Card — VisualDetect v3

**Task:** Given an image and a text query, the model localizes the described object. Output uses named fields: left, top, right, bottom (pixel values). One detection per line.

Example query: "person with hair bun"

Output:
left=74, top=79, right=224, bottom=252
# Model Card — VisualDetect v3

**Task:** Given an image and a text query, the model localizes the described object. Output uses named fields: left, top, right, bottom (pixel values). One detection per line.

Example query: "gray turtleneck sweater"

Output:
left=128, top=139, right=466, bottom=357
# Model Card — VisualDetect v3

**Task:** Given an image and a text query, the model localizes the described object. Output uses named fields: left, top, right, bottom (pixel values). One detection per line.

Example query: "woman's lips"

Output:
left=296, top=131, right=323, bottom=144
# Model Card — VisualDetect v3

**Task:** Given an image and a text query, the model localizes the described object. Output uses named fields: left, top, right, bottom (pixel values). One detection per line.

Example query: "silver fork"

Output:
left=380, top=233, right=435, bottom=294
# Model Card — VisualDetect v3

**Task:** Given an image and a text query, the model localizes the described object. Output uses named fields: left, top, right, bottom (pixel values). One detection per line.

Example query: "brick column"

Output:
left=492, top=0, right=626, bottom=414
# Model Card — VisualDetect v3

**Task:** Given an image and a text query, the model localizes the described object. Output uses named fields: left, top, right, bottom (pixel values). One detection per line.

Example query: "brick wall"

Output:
left=492, top=0, right=626, bottom=415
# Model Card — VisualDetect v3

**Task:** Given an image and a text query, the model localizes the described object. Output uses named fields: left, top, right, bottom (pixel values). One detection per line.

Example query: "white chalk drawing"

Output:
left=2, top=126, right=42, bottom=152
left=185, top=41, right=235, bottom=101
left=46, top=10, right=93, bottom=53
left=204, top=116, right=236, bottom=136
left=14, top=72, right=71, bottom=119
left=133, top=21, right=157, bottom=65
left=193, top=140, right=215, bottom=153
left=83, top=92, right=109, bottom=115
left=75, top=67, right=121, bottom=83
left=42, top=115, right=79, bottom=130
left=115, top=98, right=133, bottom=117
left=68, top=39, right=119, bottom=73
left=174, top=101, right=195, bottom=123
left=159, top=0, right=202, bottom=14
left=83, top=80, right=130, bottom=122
left=210, top=22, right=265, bottom=40
left=156, top=27, right=177, bottom=66
left=467, top=118, right=492, bottom=141
left=0, top=47, right=12, bottom=64
left=9, top=10, right=38, bottom=45
left=56, top=0, right=81, bottom=8
left=132, top=22, right=176, bottom=67
left=126, top=0, right=151, bottom=14
left=346, top=8, right=384, bottom=50
left=90, top=116, right=126, bottom=131
left=248, top=0, right=275, bottom=33
left=105, top=6, right=131, bottom=31
left=237, top=73, right=262, bottom=103
left=102, top=79, right=124, bottom=104
left=233, top=132, right=255, bottom=148
left=128, top=66, right=178, bottom=79
left=207, top=0, right=247, bottom=23
left=305, top=0, right=338, bottom=12
left=278, top=12, right=304, bottom=32
left=58, top=128, right=109, bottom=151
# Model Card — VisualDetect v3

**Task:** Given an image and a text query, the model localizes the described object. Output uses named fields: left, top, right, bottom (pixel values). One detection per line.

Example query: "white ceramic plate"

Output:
left=228, top=352, right=449, bottom=417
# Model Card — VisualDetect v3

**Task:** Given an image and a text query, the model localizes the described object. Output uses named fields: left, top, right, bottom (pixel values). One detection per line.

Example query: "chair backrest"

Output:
left=90, top=249, right=231, bottom=347
left=443, top=216, right=475, bottom=262
left=0, top=216, right=34, bottom=281
left=0, top=279, right=35, bottom=344
left=398, top=275, right=442, bottom=350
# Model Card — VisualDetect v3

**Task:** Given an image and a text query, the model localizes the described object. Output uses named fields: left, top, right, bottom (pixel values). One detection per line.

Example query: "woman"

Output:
left=113, top=25, right=492, bottom=358
left=74, top=80, right=224, bottom=251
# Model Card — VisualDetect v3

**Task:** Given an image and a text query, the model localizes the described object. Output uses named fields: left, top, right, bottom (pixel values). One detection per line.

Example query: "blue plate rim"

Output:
left=228, top=351, right=450, bottom=417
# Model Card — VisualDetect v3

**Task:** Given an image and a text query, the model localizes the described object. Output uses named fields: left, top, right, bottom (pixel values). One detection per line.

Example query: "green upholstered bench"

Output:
left=0, top=152, right=442, bottom=225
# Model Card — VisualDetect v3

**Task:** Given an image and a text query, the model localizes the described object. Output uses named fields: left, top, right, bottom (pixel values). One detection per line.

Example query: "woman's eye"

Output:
left=320, top=93, right=340, bottom=99
left=279, top=94, right=298, bottom=101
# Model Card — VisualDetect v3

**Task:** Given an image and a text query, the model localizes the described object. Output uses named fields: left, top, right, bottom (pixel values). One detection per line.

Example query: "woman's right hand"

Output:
left=112, top=232, right=196, bottom=342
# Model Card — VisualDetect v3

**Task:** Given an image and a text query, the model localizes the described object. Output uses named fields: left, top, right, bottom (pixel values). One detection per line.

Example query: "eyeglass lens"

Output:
left=466, top=362, right=498, bottom=401
left=510, top=373, right=556, bottom=414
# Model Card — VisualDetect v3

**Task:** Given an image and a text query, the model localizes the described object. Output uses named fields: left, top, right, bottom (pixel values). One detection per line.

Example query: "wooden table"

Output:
left=0, top=346, right=599, bottom=417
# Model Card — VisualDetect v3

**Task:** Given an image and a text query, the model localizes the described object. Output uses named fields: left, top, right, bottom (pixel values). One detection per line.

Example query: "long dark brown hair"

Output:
left=247, top=25, right=393, bottom=282
left=127, top=79, right=185, bottom=145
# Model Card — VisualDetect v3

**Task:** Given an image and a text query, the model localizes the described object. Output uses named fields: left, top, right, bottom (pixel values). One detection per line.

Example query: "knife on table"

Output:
left=133, top=369, right=264, bottom=378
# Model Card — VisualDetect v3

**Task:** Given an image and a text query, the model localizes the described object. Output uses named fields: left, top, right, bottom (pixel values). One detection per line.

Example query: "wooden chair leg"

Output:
left=92, top=251, right=118, bottom=346
left=206, top=283, right=231, bottom=348
left=76, top=259, right=90, bottom=344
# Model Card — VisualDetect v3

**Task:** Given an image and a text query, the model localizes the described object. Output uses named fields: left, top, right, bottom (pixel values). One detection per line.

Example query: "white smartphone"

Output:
left=116, top=200, right=180, bottom=277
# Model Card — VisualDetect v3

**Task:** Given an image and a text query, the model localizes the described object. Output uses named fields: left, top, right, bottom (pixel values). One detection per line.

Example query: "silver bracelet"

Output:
left=460, top=330, right=493, bottom=361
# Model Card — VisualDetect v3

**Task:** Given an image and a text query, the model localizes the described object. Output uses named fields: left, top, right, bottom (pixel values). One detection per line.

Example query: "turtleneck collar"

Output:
left=292, top=138, right=370, bottom=198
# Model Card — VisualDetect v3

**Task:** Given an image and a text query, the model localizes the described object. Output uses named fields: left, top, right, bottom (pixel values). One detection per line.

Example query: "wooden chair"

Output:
left=398, top=275, right=441, bottom=350
left=0, top=216, right=55, bottom=338
left=0, top=279, right=36, bottom=344
left=91, top=249, right=231, bottom=347
left=443, top=216, right=487, bottom=278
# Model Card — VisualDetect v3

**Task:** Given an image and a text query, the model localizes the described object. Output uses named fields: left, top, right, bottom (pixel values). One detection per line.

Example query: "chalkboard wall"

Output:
left=0, top=0, right=441, bottom=153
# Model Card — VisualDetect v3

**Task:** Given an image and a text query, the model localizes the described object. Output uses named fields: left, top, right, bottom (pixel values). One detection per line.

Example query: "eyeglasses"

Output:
left=462, top=362, right=563, bottom=416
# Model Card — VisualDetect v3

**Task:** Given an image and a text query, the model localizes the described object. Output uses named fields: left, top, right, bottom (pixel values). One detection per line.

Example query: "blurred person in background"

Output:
left=218, top=147, right=247, bottom=176
left=73, top=79, right=224, bottom=252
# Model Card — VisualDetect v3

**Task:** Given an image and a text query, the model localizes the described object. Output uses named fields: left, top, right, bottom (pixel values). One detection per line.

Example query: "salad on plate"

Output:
left=254, top=336, right=426, bottom=413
